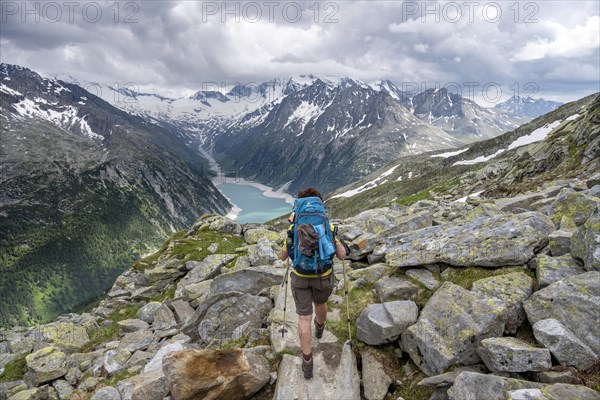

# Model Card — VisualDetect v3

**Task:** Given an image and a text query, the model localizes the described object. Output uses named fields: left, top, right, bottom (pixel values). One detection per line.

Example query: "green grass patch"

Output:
left=133, top=228, right=245, bottom=272
left=220, top=336, right=249, bottom=350
left=150, top=287, right=176, bottom=303
left=82, top=305, right=140, bottom=352
left=0, top=355, right=27, bottom=383
left=327, top=285, right=377, bottom=345
left=395, top=188, right=433, bottom=206
left=440, top=266, right=529, bottom=290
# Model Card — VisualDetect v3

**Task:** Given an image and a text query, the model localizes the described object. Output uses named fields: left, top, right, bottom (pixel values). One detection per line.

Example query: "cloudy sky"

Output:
left=1, top=0, right=598, bottom=105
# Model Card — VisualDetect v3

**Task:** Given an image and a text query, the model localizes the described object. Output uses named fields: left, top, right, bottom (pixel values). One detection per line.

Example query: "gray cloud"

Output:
left=0, top=0, right=598, bottom=103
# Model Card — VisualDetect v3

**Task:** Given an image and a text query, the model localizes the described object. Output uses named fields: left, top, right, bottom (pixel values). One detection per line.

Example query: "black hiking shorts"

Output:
left=290, top=272, right=334, bottom=316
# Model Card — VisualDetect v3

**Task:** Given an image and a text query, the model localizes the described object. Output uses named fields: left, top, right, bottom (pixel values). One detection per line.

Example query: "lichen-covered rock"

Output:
left=244, top=228, right=281, bottom=245
left=471, top=272, right=533, bottom=334
left=7, top=386, right=50, bottom=400
left=401, top=282, right=507, bottom=376
left=532, top=319, right=598, bottom=370
left=209, top=267, right=283, bottom=296
left=198, top=294, right=272, bottom=343
left=32, top=322, right=90, bottom=353
left=405, top=269, right=440, bottom=290
left=548, top=230, right=573, bottom=256
left=524, top=271, right=600, bottom=355
left=571, top=209, right=600, bottom=271
left=550, top=191, right=599, bottom=231
left=117, top=369, right=168, bottom=400
left=508, top=384, right=600, bottom=400
left=385, top=212, right=554, bottom=268
left=136, top=302, right=162, bottom=324
left=476, top=337, right=551, bottom=373
left=25, top=347, right=68, bottom=386
left=356, top=301, right=418, bottom=345
left=162, top=348, right=270, bottom=400
left=151, top=304, right=178, bottom=331
left=5, top=332, right=34, bottom=355
left=144, top=258, right=186, bottom=283
left=117, top=319, right=150, bottom=333
left=535, top=254, right=586, bottom=288
left=348, top=264, right=389, bottom=283
left=375, top=276, right=419, bottom=302
left=447, top=371, right=545, bottom=400
left=247, top=238, right=279, bottom=266
left=102, top=348, right=131, bottom=376
left=143, top=341, right=186, bottom=373
left=117, top=330, right=156, bottom=353
left=91, top=386, right=121, bottom=400
left=178, top=254, right=235, bottom=292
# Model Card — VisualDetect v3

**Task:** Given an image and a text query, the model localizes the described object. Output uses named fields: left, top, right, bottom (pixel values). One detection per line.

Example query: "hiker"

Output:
left=280, top=187, right=348, bottom=379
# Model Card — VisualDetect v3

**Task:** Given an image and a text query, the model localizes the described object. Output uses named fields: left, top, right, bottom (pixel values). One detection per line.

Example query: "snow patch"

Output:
left=0, top=84, right=22, bottom=97
left=455, top=191, right=484, bottom=203
left=331, top=165, right=399, bottom=198
left=432, top=148, right=469, bottom=158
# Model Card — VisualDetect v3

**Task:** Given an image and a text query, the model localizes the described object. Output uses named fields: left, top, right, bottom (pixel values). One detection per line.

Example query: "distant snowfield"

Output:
left=331, top=164, right=400, bottom=198
left=453, top=119, right=565, bottom=166
left=455, top=190, right=485, bottom=203
left=431, top=148, right=468, bottom=158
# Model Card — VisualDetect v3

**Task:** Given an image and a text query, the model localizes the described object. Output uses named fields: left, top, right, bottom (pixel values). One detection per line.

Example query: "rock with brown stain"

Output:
left=162, top=348, right=270, bottom=400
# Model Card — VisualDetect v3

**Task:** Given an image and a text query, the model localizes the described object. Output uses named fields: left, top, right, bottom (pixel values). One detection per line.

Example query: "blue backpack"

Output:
left=291, top=196, right=336, bottom=275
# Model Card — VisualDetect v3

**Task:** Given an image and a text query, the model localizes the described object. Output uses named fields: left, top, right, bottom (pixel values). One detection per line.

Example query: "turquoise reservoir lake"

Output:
left=217, top=182, right=293, bottom=224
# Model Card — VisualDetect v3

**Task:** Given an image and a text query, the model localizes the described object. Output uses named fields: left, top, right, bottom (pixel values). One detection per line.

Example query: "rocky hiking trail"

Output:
left=1, top=174, right=600, bottom=400
left=269, top=269, right=360, bottom=400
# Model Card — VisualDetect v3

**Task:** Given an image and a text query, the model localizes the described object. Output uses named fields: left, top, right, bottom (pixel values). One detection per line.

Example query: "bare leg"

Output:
left=298, top=314, right=313, bottom=355
left=314, top=302, right=327, bottom=325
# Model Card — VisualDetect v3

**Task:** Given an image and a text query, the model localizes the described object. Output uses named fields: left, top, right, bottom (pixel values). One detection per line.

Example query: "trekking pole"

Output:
left=279, top=258, right=291, bottom=338
left=341, top=258, right=353, bottom=347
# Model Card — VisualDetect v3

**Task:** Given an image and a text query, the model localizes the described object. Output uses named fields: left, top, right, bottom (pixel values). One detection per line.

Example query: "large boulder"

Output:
left=198, top=294, right=272, bottom=343
left=209, top=267, right=283, bottom=296
left=476, top=337, right=551, bottom=373
left=405, top=269, right=440, bottom=290
left=401, top=282, right=507, bottom=376
left=385, top=212, right=554, bottom=268
left=571, top=209, right=600, bottom=271
left=347, top=264, right=389, bottom=283
left=548, top=230, right=573, bottom=256
left=117, top=330, right=156, bottom=353
left=247, top=238, right=280, bottom=266
left=356, top=301, right=418, bottom=345
left=162, top=348, right=270, bottom=400
left=550, top=191, right=599, bottom=231
left=532, top=319, right=598, bottom=370
left=102, top=348, right=132, bottom=376
left=25, top=347, right=68, bottom=386
left=91, top=386, right=121, bottom=400
left=535, top=254, right=586, bottom=288
left=144, top=258, right=186, bottom=283
left=33, top=322, right=90, bottom=353
left=151, top=304, right=178, bottom=331
left=244, top=228, right=281, bottom=245
left=117, top=369, right=169, bottom=400
left=375, top=276, right=419, bottom=302
left=447, top=371, right=545, bottom=400
left=507, top=384, right=600, bottom=400
left=178, top=254, right=235, bottom=290
left=524, top=271, right=600, bottom=355
left=136, top=302, right=162, bottom=324
left=471, top=272, right=533, bottom=334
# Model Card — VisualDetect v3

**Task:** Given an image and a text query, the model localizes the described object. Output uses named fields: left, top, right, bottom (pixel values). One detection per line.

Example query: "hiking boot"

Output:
left=314, top=318, right=325, bottom=339
left=302, top=355, right=313, bottom=379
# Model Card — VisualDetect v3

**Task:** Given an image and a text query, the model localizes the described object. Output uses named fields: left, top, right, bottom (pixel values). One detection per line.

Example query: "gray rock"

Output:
left=402, top=282, right=507, bottom=376
left=151, top=304, right=177, bottom=331
left=117, top=330, right=156, bottom=353
left=91, top=386, right=122, bottom=400
left=348, top=264, right=389, bottom=283
left=244, top=228, right=281, bottom=244
left=539, top=370, right=575, bottom=384
left=102, top=349, right=131, bottom=376
left=494, top=191, right=554, bottom=212
left=356, top=301, right=418, bottom=345
left=6, top=333, right=34, bottom=355
left=535, top=254, right=586, bottom=289
left=162, top=348, right=270, bottom=400
left=136, top=302, right=162, bottom=324
left=361, top=350, right=392, bottom=400
left=209, top=266, right=283, bottom=296
left=417, top=366, right=485, bottom=388
left=117, top=369, right=168, bottom=400
left=198, top=294, right=272, bottom=343
left=179, top=254, right=234, bottom=288
left=385, top=213, right=554, bottom=268
left=124, top=350, right=153, bottom=369
left=25, top=347, right=68, bottom=386
left=524, top=271, right=600, bottom=355
left=51, top=380, right=73, bottom=400
left=143, top=342, right=185, bottom=374
left=144, top=258, right=186, bottom=283
left=7, top=386, right=50, bottom=400
left=532, top=319, right=598, bottom=370
left=471, top=272, right=533, bottom=334
left=169, top=300, right=195, bottom=325
left=508, top=384, right=600, bottom=400
left=571, top=209, right=600, bottom=271
left=548, top=230, right=573, bottom=256
left=406, top=269, right=440, bottom=290
left=332, top=343, right=361, bottom=400
left=375, top=276, right=419, bottom=302
left=117, top=319, right=150, bottom=333
left=476, top=337, right=551, bottom=373
left=550, top=191, right=599, bottom=231
left=248, top=238, right=279, bottom=265
left=447, top=371, right=545, bottom=400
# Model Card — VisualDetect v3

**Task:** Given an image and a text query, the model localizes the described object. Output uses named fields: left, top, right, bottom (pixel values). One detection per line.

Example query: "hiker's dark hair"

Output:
left=297, top=187, right=323, bottom=200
